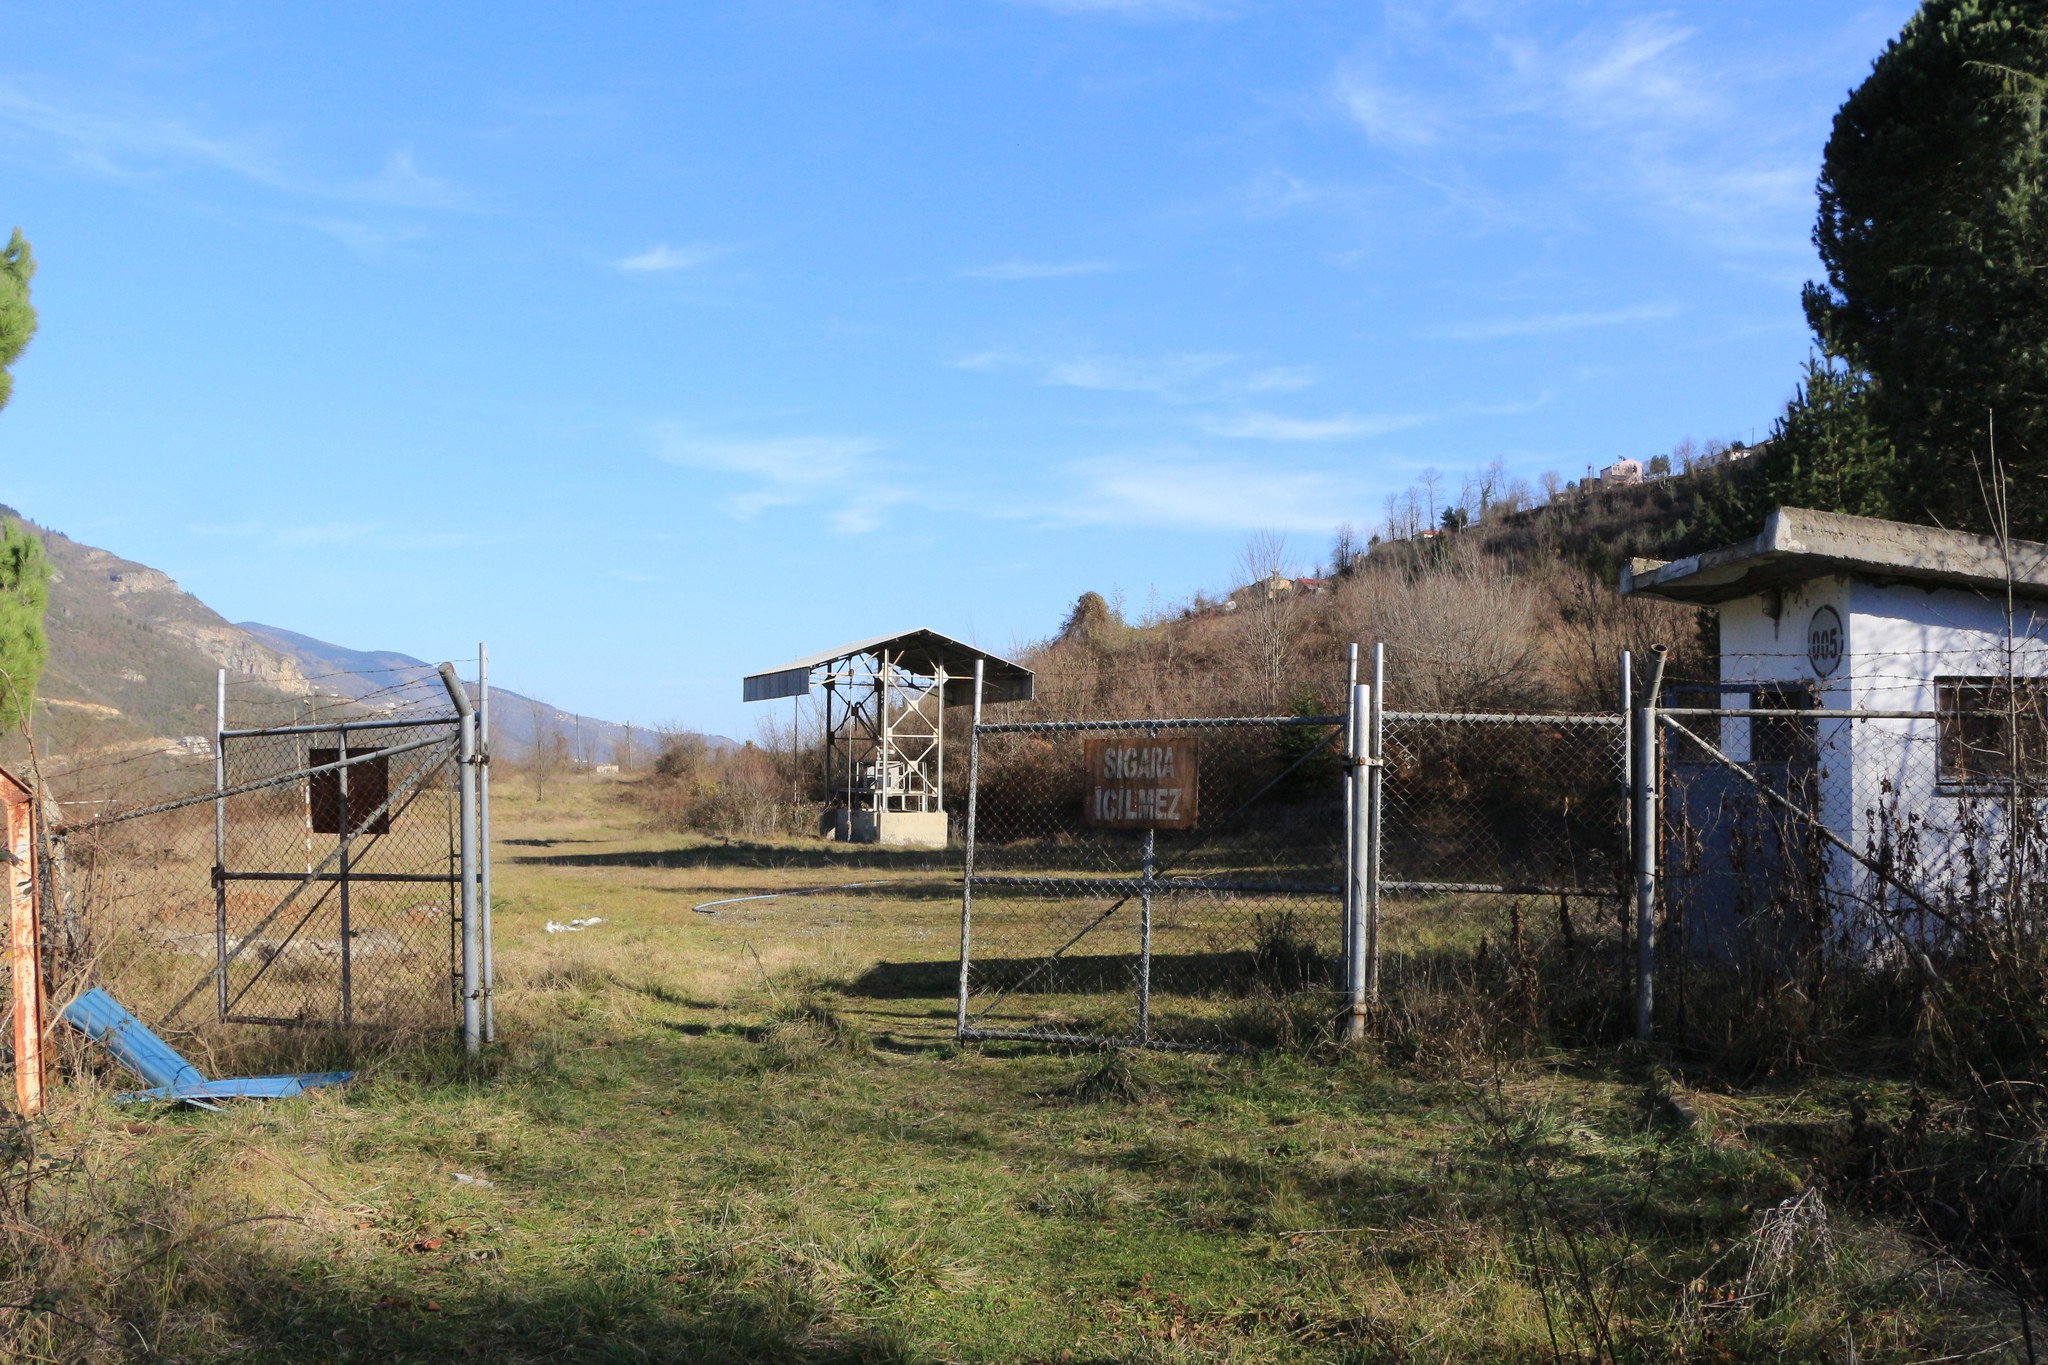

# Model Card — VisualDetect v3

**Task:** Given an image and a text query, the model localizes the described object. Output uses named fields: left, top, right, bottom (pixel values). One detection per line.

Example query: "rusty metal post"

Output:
left=4, top=775, right=42, bottom=1116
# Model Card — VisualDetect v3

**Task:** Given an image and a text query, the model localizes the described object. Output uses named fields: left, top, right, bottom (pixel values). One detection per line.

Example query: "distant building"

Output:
left=1601, top=458, right=1644, bottom=487
left=1229, top=572, right=1299, bottom=605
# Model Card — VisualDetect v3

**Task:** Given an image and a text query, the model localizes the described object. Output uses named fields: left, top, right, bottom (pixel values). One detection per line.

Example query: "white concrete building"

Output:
left=1623, top=507, right=2048, bottom=954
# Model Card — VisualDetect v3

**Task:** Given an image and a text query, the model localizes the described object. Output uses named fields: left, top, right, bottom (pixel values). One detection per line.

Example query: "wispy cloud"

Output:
left=951, top=351, right=1018, bottom=373
left=347, top=148, right=465, bottom=210
left=303, top=217, right=425, bottom=259
left=187, top=520, right=490, bottom=550
left=1006, top=0, right=1233, bottom=17
left=957, top=350, right=1318, bottom=402
left=960, top=258, right=1119, bottom=280
left=1203, top=411, right=1424, bottom=441
left=1333, top=64, right=1442, bottom=150
left=1045, top=352, right=1236, bottom=394
left=0, top=81, right=468, bottom=221
left=1322, top=10, right=1858, bottom=259
left=1226, top=366, right=1316, bottom=395
left=618, top=242, right=726, bottom=273
left=650, top=428, right=901, bottom=532
left=1423, top=304, right=1677, bottom=342
left=1053, top=454, right=1368, bottom=533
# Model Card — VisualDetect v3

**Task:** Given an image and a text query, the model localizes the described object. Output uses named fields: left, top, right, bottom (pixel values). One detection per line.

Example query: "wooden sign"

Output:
left=1083, top=737, right=1199, bottom=830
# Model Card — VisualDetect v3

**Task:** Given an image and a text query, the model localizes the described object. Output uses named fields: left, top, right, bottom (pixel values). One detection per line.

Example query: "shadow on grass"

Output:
left=511, top=842, right=962, bottom=874
left=850, top=952, right=1306, bottom=999
left=141, top=1253, right=952, bottom=1365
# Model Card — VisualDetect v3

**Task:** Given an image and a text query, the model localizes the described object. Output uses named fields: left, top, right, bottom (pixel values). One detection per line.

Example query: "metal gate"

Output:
left=58, top=659, right=495, bottom=1049
left=205, top=715, right=464, bottom=1028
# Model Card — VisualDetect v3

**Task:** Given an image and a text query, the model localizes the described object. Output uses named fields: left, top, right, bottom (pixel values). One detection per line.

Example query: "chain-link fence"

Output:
left=1379, top=712, right=1630, bottom=899
left=959, top=715, right=1347, bottom=1051
left=1655, top=703, right=2043, bottom=975
left=49, top=670, right=489, bottom=1041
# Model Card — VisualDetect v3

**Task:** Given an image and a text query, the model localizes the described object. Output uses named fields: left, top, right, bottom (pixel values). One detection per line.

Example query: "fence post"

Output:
left=956, top=659, right=983, bottom=1040
left=1139, top=824, right=1155, bottom=1046
left=1633, top=645, right=1667, bottom=1042
left=213, top=669, right=228, bottom=1021
left=5, top=774, right=42, bottom=1117
left=1342, top=643, right=1358, bottom=967
left=440, top=664, right=481, bottom=1055
left=1368, top=645, right=1385, bottom=1005
left=1345, top=682, right=1371, bottom=1039
left=478, top=642, right=495, bottom=1044
left=1621, top=650, right=1633, bottom=867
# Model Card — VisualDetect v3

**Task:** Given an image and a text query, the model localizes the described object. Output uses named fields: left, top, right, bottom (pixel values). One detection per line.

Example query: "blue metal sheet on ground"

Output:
left=58, top=988, right=352, bottom=1106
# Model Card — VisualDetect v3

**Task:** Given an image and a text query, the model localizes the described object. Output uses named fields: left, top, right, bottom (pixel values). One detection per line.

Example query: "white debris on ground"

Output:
left=453, top=1172, right=494, bottom=1188
left=544, top=917, right=606, bottom=934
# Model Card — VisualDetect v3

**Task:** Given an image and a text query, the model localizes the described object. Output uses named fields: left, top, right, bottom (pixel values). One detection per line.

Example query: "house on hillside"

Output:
left=1601, top=458, right=1644, bottom=487
left=1622, top=506, right=2048, bottom=956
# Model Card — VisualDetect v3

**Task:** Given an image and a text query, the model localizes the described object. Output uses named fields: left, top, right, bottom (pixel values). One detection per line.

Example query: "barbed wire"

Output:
left=57, top=730, right=455, bottom=834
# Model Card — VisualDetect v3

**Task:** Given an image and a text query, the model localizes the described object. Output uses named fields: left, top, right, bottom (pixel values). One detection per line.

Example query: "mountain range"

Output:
left=6, top=504, right=727, bottom=771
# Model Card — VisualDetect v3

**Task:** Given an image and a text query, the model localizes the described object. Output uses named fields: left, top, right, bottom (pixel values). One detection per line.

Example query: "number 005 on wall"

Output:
left=1083, top=737, right=1199, bottom=830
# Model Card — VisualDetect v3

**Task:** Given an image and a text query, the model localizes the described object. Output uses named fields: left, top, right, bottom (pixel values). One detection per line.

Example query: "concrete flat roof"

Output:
left=1620, top=507, right=2048, bottom=605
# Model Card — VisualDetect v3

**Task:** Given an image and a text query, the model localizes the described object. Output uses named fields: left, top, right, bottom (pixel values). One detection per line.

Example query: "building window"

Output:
left=1936, top=677, right=2048, bottom=788
left=1750, top=683, right=1818, bottom=766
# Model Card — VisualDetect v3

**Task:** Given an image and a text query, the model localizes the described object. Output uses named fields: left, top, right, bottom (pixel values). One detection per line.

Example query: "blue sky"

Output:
left=0, top=0, right=1917, bottom=736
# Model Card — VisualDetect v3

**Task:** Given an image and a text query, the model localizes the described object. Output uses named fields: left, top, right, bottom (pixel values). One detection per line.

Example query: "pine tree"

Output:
left=0, top=230, right=35, bottom=414
left=0, top=521, right=50, bottom=731
left=1804, top=0, right=2048, bottom=532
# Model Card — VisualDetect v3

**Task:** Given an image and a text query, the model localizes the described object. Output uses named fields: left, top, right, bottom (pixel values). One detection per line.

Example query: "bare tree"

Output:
left=1236, top=529, right=1289, bottom=589
left=1329, top=522, right=1359, bottom=577
left=1376, top=564, right=1540, bottom=712
left=1234, top=531, right=1295, bottom=710
left=1419, top=467, right=1443, bottom=527
left=1539, top=470, right=1564, bottom=505
left=528, top=699, right=567, bottom=802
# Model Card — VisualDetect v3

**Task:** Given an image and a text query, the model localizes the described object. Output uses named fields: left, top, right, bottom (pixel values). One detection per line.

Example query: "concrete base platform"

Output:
left=820, top=807, right=948, bottom=848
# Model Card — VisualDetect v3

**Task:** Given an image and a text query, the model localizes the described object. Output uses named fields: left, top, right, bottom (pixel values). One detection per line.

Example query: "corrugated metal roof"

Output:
left=743, top=629, right=1035, bottom=706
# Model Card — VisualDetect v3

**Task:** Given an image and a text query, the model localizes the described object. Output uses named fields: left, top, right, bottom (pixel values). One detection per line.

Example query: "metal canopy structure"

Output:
left=743, top=630, right=1034, bottom=846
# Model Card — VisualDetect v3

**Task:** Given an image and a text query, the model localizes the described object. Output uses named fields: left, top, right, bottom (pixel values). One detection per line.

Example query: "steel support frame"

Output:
left=819, top=650, right=949, bottom=833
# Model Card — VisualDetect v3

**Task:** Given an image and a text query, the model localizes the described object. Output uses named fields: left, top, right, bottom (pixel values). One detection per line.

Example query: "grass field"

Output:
left=9, top=775, right=2032, bottom=1362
